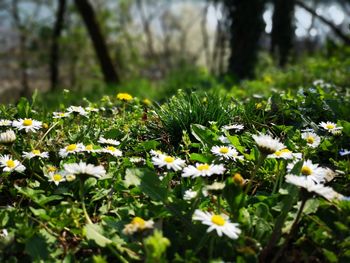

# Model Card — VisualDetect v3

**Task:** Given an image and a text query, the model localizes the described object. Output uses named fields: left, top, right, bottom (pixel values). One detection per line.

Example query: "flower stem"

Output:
left=79, top=179, right=93, bottom=224
left=271, top=196, right=307, bottom=263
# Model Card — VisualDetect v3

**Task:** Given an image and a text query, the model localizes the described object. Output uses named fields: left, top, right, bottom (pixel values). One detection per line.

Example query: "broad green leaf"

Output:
left=124, top=168, right=142, bottom=187
left=25, top=234, right=49, bottom=261
left=84, top=223, right=112, bottom=247
left=139, top=169, right=168, bottom=202
left=191, top=124, right=216, bottom=148
left=189, top=153, right=213, bottom=163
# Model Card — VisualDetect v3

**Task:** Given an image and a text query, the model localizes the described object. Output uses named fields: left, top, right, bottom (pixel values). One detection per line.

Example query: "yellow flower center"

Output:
left=6, top=159, right=15, bottom=168
left=131, top=217, right=146, bottom=229
left=326, top=124, right=335, bottom=130
left=306, top=136, right=314, bottom=144
left=85, top=145, right=93, bottom=151
left=117, top=93, right=133, bottom=101
left=197, top=164, right=210, bottom=171
left=23, top=119, right=33, bottom=126
left=164, top=156, right=174, bottom=163
left=66, top=144, right=77, bottom=151
left=301, top=166, right=312, bottom=176
left=211, top=215, right=226, bottom=226
left=47, top=166, right=57, bottom=173
left=59, top=113, right=65, bottom=117
left=275, top=149, right=291, bottom=156
left=53, top=174, right=62, bottom=181
left=32, top=149, right=41, bottom=155
left=107, top=146, right=116, bottom=152
left=219, top=147, right=229, bottom=154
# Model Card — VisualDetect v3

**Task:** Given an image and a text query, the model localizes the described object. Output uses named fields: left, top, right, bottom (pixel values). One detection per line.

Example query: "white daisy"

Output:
left=211, top=145, right=244, bottom=161
left=12, top=118, right=42, bottom=133
left=339, top=149, right=350, bottom=156
left=63, top=161, right=106, bottom=179
left=183, top=189, right=198, bottom=200
left=182, top=163, right=225, bottom=178
left=85, top=107, right=99, bottom=112
left=268, top=148, right=301, bottom=160
left=150, top=150, right=164, bottom=157
left=129, top=157, right=145, bottom=164
left=0, top=155, right=26, bottom=173
left=0, top=130, right=16, bottom=144
left=59, top=143, right=85, bottom=157
left=122, top=217, right=154, bottom=235
left=22, top=149, right=49, bottom=159
left=0, top=119, right=12, bottom=126
left=252, top=134, right=285, bottom=154
left=66, top=106, right=88, bottom=116
left=152, top=154, right=185, bottom=171
left=218, top=135, right=230, bottom=144
left=101, top=146, right=122, bottom=157
left=221, top=124, right=244, bottom=132
left=53, top=112, right=71, bottom=119
left=98, top=137, right=120, bottom=146
left=193, top=209, right=241, bottom=240
left=285, top=175, right=344, bottom=201
left=319, top=121, right=343, bottom=134
left=301, top=132, right=321, bottom=148
left=47, top=172, right=66, bottom=186
left=82, top=144, right=95, bottom=153
left=287, top=160, right=327, bottom=184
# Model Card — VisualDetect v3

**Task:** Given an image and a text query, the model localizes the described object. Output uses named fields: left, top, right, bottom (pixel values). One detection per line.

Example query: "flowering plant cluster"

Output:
left=0, top=86, right=349, bottom=262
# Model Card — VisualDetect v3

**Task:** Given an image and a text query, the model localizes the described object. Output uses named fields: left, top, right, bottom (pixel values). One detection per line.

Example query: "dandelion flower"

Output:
left=22, top=149, right=49, bottom=159
left=63, top=161, right=106, bottom=179
left=319, top=121, right=343, bottom=134
left=211, top=145, right=244, bottom=161
left=152, top=154, right=185, bottom=171
left=252, top=134, right=285, bottom=154
left=122, top=217, right=154, bottom=235
left=182, top=163, right=225, bottom=178
left=0, top=130, right=16, bottom=144
left=287, top=160, right=327, bottom=184
left=12, top=118, right=42, bottom=133
left=98, top=137, right=120, bottom=146
left=193, top=210, right=241, bottom=240
left=301, top=132, right=321, bottom=148
left=117, top=93, right=133, bottom=102
left=0, top=155, right=26, bottom=173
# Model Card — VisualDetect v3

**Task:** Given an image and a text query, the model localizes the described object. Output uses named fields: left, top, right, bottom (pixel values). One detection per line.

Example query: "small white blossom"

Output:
left=12, top=118, right=42, bottom=133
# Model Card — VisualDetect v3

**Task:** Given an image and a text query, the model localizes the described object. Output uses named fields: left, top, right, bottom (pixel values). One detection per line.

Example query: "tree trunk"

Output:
left=271, top=0, right=295, bottom=67
left=74, top=0, right=119, bottom=84
left=50, top=0, right=66, bottom=91
left=225, top=0, right=266, bottom=80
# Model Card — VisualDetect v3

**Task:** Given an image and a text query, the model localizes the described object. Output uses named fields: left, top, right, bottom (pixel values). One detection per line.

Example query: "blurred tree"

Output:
left=296, top=0, right=350, bottom=45
left=74, top=0, right=119, bottom=84
left=222, top=0, right=266, bottom=80
left=271, top=0, right=295, bottom=67
left=50, top=0, right=66, bottom=90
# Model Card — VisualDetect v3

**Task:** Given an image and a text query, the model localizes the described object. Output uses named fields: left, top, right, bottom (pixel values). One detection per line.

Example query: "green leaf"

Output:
left=124, top=168, right=142, bottom=187
left=84, top=223, right=112, bottom=247
left=25, top=234, right=49, bottom=261
left=16, top=97, right=31, bottom=118
left=302, top=199, right=319, bottom=215
left=222, top=177, right=243, bottom=213
left=189, top=153, right=213, bottom=163
left=227, top=135, right=245, bottom=153
left=191, top=124, right=216, bottom=148
left=139, top=168, right=168, bottom=202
